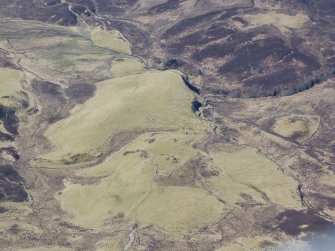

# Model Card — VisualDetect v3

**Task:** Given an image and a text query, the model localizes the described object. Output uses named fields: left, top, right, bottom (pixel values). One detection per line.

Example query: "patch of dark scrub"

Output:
left=209, top=35, right=330, bottom=97
left=0, top=51, right=19, bottom=70
left=62, top=153, right=95, bottom=165
left=47, top=5, right=78, bottom=25
left=148, top=0, right=180, bottom=15
left=0, top=105, right=19, bottom=135
left=123, top=149, right=148, bottom=158
left=161, top=11, right=221, bottom=39
left=65, top=83, right=96, bottom=103
left=311, top=193, right=335, bottom=211
left=205, top=24, right=235, bottom=40
left=71, top=5, right=91, bottom=16
left=147, top=238, right=179, bottom=251
left=67, top=0, right=96, bottom=13
left=155, top=156, right=196, bottom=187
left=0, top=60, right=19, bottom=70
left=289, top=68, right=335, bottom=94
left=31, top=79, right=67, bottom=123
left=237, top=193, right=264, bottom=208
left=61, top=130, right=148, bottom=167
left=148, top=138, right=155, bottom=144
left=203, top=86, right=229, bottom=96
left=246, top=184, right=270, bottom=202
left=32, top=80, right=62, bottom=96
left=298, top=184, right=305, bottom=204
left=45, top=0, right=61, bottom=6
left=182, top=76, right=200, bottom=95
left=0, top=132, right=14, bottom=142
left=164, top=59, right=183, bottom=70
left=0, top=206, right=7, bottom=213
left=199, top=166, right=219, bottom=177
left=93, top=0, right=138, bottom=16
left=317, top=0, right=335, bottom=16
left=191, top=27, right=267, bottom=62
left=242, top=68, right=335, bottom=98
left=7, top=1, right=79, bottom=26
left=8, top=224, right=21, bottom=235
left=218, top=37, right=292, bottom=80
left=192, top=42, right=234, bottom=62
left=0, top=165, right=28, bottom=202
left=20, top=99, right=29, bottom=110
left=218, top=8, right=239, bottom=20
left=167, top=25, right=234, bottom=54
left=231, top=16, right=248, bottom=25
left=241, top=69, right=298, bottom=97
left=260, top=240, right=276, bottom=249
left=106, top=6, right=125, bottom=16
left=276, top=210, right=334, bottom=236
left=27, top=107, right=39, bottom=115
left=0, top=147, right=20, bottom=160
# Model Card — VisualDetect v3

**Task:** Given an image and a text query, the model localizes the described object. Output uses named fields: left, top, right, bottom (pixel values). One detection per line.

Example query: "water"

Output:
left=273, top=226, right=335, bottom=251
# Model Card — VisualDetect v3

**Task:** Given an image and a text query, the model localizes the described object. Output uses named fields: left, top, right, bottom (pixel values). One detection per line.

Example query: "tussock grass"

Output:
left=0, top=67, right=23, bottom=106
left=110, top=58, right=146, bottom=77
left=273, top=115, right=320, bottom=143
left=57, top=132, right=224, bottom=233
left=242, top=13, right=309, bottom=33
left=91, top=28, right=131, bottom=54
left=35, top=69, right=204, bottom=168
left=208, top=146, right=302, bottom=208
